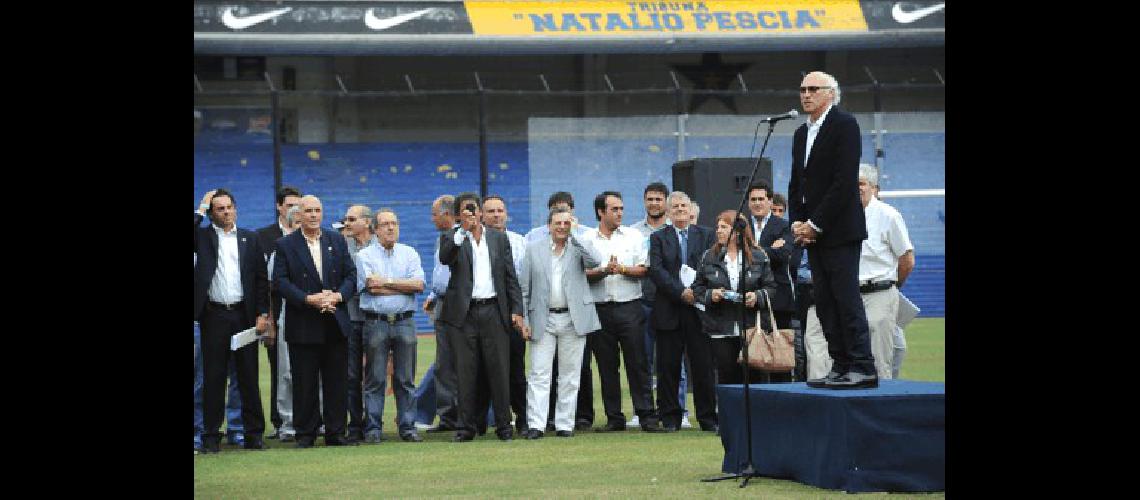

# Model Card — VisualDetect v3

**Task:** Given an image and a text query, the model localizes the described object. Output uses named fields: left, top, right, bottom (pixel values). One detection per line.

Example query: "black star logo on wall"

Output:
left=671, top=53, right=751, bottom=113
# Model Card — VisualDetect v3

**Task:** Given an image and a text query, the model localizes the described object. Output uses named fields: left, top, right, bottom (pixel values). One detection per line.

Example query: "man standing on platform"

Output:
left=788, top=70, right=877, bottom=390
left=255, top=185, right=302, bottom=439
left=273, top=195, right=359, bottom=447
left=585, top=191, right=663, bottom=433
left=357, top=208, right=425, bottom=443
left=438, top=192, right=527, bottom=442
left=193, top=189, right=271, bottom=453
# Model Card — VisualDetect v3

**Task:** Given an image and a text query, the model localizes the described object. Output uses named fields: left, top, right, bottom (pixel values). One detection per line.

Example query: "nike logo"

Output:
left=221, top=7, right=293, bottom=30
left=364, top=7, right=437, bottom=31
left=891, top=2, right=945, bottom=24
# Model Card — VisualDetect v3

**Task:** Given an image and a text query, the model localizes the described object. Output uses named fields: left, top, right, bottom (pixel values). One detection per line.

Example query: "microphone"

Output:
left=760, top=110, right=799, bottom=123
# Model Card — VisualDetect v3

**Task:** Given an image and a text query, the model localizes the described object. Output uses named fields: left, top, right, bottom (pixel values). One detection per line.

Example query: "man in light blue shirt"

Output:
left=356, top=208, right=426, bottom=443
left=414, top=195, right=458, bottom=432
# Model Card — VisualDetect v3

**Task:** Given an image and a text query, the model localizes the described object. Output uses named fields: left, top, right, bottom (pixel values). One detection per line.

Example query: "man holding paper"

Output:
left=193, top=188, right=271, bottom=453
left=648, top=190, right=717, bottom=433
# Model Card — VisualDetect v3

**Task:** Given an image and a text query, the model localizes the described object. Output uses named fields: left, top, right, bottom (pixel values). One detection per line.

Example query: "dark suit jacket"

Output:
left=193, top=214, right=269, bottom=323
left=648, top=223, right=715, bottom=330
left=691, top=247, right=776, bottom=335
left=753, top=214, right=795, bottom=312
left=272, top=228, right=356, bottom=344
left=256, top=222, right=285, bottom=317
left=437, top=226, right=524, bottom=332
left=787, top=106, right=867, bottom=247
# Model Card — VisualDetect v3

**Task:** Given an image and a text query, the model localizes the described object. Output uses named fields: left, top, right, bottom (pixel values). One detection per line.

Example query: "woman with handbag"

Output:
left=692, top=210, right=779, bottom=385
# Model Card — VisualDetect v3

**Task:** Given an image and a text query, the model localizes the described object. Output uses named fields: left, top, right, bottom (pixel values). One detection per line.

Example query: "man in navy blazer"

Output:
left=272, top=195, right=359, bottom=447
left=649, top=190, right=718, bottom=432
left=193, top=189, right=271, bottom=452
left=438, top=192, right=527, bottom=441
left=787, top=71, right=876, bottom=389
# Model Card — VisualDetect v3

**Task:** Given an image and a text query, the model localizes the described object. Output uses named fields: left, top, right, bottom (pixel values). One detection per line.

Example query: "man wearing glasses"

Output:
left=788, top=71, right=877, bottom=390
left=342, top=204, right=378, bottom=443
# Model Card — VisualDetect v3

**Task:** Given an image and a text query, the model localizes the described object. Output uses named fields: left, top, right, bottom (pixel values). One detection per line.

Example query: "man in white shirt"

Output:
left=480, top=195, right=530, bottom=434
left=585, top=191, right=664, bottom=432
left=804, top=164, right=914, bottom=380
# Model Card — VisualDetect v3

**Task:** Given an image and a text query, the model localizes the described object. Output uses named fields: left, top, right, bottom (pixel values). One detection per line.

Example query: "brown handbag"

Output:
left=739, top=290, right=796, bottom=372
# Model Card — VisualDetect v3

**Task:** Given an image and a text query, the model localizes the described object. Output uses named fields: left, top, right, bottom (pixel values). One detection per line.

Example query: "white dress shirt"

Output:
left=208, top=224, right=244, bottom=304
left=584, top=226, right=647, bottom=303
left=304, top=230, right=323, bottom=282
left=549, top=243, right=569, bottom=309
left=858, top=198, right=914, bottom=283
left=456, top=227, right=496, bottom=299
left=802, top=103, right=833, bottom=234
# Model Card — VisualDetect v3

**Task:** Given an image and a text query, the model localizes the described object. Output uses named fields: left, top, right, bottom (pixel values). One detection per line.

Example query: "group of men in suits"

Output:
left=193, top=69, right=884, bottom=452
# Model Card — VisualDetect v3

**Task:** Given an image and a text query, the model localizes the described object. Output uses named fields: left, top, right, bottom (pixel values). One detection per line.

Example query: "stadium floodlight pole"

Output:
left=701, top=112, right=788, bottom=488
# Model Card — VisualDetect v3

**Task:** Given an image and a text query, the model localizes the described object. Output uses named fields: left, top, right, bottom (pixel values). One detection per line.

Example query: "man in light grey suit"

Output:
left=520, top=207, right=602, bottom=439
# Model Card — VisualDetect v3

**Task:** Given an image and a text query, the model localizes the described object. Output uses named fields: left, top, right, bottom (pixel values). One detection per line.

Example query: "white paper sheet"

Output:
left=230, top=327, right=260, bottom=351
left=679, top=264, right=696, bottom=287
left=896, top=292, right=920, bottom=329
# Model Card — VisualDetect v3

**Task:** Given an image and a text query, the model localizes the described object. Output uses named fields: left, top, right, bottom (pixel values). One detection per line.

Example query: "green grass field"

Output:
left=195, top=317, right=944, bottom=498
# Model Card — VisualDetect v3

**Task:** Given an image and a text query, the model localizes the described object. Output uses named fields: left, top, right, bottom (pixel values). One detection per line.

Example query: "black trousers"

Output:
left=793, top=282, right=814, bottom=381
left=808, top=243, right=875, bottom=376
left=289, top=316, right=348, bottom=442
left=434, top=315, right=460, bottom=429
left=590, top=300, right=657, bottom=426
left=452, top=301, right=512, bottom=437
left=346, top=320, right=364, bottom=437
left=473, top=330, right=528, bottom=433
left=710, top=336, right=743, bottom=386
left=656, top=307, right=717, bottom=430
left=200, top=305, right=265, bottom=443
left=266, top=343, right=280, bottom=430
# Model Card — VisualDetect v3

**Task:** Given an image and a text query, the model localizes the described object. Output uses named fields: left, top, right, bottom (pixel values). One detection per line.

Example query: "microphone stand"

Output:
left=701, top=118, right=781, bottom=488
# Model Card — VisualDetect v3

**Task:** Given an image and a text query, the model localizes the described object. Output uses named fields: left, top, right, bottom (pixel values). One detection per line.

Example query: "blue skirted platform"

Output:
left=717, top=380, right=945, bottom=493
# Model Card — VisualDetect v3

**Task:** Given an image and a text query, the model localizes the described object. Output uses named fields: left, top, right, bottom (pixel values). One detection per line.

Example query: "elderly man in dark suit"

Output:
left=438, top=192, right=527, bottom=442
left=193, top=188, right=271, bottom=453
left=272, top=195, right=359, bottom=447
left=254, top=185, right=302, bottom=439
left=787, top=70, right=876, bottom=390
left=649, top=190, right=718, bottom=433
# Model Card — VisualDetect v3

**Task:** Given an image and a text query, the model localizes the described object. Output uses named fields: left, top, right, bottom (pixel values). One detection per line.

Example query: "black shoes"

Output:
left=400, top=431, right=424, bottom=443
left=200, top=440, right=221, bottom=454
left=555, top=430, right=574, bottom=438
left=700, top=424, right=719, bottom=433
left=807, top=370, right=844, bottom=388
left=453, top=432, right=474, bottom=442
left=426, top=423, right=456, bottom=433
left=496, top=429, right=514, bottom=441
left=525, top=429, right=544, bottom=440
left=574, top=420, right=592, bottom=431
left=826, top=372, right=879, bottom=389
left=295, top=438, right=315, bottom=449
left=325, top=436, right=360, bottom=446
left=243, top=437, right=268, bottom=450
left=595, top=422, right=626, bottom=432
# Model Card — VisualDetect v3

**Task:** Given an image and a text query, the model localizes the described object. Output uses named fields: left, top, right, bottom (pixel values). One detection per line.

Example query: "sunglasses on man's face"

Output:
left=799, top=86, right=832, bottom=94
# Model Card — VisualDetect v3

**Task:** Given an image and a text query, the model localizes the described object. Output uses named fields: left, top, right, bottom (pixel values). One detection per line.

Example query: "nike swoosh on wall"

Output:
left=891, top=3, right=946, bottom=24
left=364, top=8, right=437, bottom=31
left=222, top=7, right=293, bottom=30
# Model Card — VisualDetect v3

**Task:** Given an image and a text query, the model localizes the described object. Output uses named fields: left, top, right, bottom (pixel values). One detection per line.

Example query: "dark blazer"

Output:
left=256, top=222, right=285, bottom=316
left=648, top=223, right=715, bottom=330
left=752, top=214, right=795, bottom=312
left=272, top=228, right=356, bottom=344
left=437, top=226, right=524, bottom=332
left=691, top=247, right=777, bottom=335
left=194, top=214, right=269, bottom=323
left=787, top=106, right=867, bottom=247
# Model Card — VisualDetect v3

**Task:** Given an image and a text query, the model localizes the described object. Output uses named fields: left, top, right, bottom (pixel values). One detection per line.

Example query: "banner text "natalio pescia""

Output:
left=465, top=1, right=869, bottom=35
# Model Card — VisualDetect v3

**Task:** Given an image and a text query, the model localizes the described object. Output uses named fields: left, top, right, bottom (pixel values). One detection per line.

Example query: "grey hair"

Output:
left=435, top=195, right=455, bottom=214
left=690, top=201, right=701, bottom=217
left=666, top=190, right=691, bottom=206
left=547, top=206, right=573, bottom=224
left=284, top=205, right=302, bottom=226
left=375, top=207, right=398, bottom=224
left=818, top=71, right=841, bottom=105
left=349, top=204, right=374, bottom=229
left=858, top=163, right=878, bottom=187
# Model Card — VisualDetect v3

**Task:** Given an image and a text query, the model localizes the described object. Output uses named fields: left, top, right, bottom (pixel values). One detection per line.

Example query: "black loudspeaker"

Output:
left=672, top=157, right=771, bottom=229
left=283, top=67, right=297, bottom=91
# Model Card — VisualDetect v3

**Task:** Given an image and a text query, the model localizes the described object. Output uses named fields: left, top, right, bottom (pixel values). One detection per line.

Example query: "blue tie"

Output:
left=679, top=229, right=689, bottom=267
